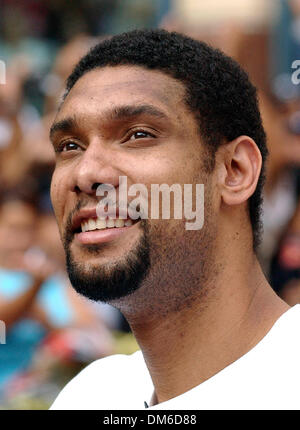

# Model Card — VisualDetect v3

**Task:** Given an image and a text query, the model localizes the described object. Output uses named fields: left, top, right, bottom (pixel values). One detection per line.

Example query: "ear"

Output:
left=216, top=136, right=262, bottom=206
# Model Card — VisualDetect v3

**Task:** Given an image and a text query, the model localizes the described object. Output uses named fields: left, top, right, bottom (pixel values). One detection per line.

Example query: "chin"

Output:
left=64, top=223, right=151, bottom=303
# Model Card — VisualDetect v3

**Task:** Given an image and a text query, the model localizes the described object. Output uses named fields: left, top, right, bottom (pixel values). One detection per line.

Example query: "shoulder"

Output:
left=268, top=304, right=300, bottom=361
left=270, top=304, right=300, bottom=347
left=50, top=350, right=149, bottom=410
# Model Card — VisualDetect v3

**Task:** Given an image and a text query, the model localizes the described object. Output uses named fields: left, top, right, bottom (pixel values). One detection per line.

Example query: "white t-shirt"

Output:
left=50, top=305, right=300, bottom=410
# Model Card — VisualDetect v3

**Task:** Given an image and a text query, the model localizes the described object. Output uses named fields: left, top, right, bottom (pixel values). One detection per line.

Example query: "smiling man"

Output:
left=50, top=29, right=300, bottom=410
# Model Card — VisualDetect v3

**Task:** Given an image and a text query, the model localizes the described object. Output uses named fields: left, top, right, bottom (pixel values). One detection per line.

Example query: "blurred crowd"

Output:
left=1, top=0, right=300, bottom=409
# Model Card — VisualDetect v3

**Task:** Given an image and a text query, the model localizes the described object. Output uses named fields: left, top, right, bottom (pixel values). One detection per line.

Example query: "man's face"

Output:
left=50, top=65, right=215, bottom=312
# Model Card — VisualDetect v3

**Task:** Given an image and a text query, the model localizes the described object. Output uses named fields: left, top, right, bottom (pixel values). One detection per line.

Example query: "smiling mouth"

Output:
left=75, top=216, right=140, bottom=233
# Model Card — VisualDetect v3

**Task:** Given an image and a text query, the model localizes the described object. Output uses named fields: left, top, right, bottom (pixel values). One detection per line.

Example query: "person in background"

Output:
left=0, top=189, right=53, bottom=390
left=258, top=92, right=300, bottom=276
left=0, top=188, right=114, bottom=408
left=269, top=197, right=300, bottom=306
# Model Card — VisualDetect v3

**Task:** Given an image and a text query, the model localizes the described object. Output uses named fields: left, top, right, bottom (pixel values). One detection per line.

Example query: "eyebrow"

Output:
left=49, top=117, right=79, bottom=141
left=49, top=104, right=168, bottom=141
left=109, top=104, right=168, bottom=121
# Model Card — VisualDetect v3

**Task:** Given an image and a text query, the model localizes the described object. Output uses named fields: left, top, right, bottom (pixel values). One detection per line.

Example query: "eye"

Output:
left=56, top=140, right=81, bottom=152
left=128, top=130, right=155, bottom=140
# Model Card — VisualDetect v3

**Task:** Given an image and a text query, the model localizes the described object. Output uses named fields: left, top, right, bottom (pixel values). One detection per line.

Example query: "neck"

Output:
left=124, top=252, right=289, bottom=406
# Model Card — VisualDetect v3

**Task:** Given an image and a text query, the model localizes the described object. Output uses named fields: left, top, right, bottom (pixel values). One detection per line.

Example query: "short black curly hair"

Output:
left=64, top=29, right=268, bottom=251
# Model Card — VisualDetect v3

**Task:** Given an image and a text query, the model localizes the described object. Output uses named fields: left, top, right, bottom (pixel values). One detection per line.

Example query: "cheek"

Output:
left=50, top=169, right=67, bottom=225
left=131, top=151, right=192, bottom=186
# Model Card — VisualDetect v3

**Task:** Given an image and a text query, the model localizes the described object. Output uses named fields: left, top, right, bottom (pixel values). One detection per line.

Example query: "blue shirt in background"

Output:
left=0, top=269, right=74, bottom=386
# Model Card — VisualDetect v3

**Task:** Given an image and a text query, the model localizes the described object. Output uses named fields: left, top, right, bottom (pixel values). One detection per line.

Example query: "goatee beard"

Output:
left=63, top=220, right=150, bottom=303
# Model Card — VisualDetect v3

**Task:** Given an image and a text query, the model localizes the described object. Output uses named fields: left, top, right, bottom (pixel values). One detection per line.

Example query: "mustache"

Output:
left=96, top=199, right=145, bottom=219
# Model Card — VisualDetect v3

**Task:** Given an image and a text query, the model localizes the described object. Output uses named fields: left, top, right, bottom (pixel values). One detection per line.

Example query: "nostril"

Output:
left=92, top=182, right=103, bottom=191
left=74, top=185, right=81, bottom=193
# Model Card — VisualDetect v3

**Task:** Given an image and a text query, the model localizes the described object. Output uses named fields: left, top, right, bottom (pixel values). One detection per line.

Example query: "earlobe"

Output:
left=219, top=136, right=262, bottom=206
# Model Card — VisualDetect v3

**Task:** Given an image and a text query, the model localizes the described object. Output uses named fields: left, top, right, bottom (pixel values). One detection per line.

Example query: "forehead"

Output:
left=58, top=65, right=187, bottom=119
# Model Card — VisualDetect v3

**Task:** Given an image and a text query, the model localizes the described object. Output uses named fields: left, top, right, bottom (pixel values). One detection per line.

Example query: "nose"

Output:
left=72, top=140, right=120, bottom=195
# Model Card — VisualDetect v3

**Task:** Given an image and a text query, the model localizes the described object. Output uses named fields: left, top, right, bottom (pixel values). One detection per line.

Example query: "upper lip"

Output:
left=71, top=206, right=129, bottom=232
left=72, top=208, right=96, bottom=232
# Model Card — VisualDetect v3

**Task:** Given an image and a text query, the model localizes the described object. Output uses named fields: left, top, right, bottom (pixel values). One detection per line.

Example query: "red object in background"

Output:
left=2, top=0, right=48, bottom=37
left=41, top=331, right=74, bottom=362
left=278, top=234, right=300, bottom=269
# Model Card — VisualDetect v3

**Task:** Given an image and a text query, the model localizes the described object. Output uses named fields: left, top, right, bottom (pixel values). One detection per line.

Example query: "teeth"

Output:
left=106, top=218, right=115, bottom=228
left=88, top=219, right=97, bottom=231
left=81, top=217, right=135, bottom=232
left=96, top=219, right=106, bottom=230
left=115, top=219, right=125, bottom=228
